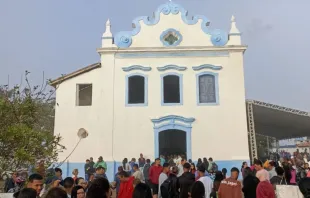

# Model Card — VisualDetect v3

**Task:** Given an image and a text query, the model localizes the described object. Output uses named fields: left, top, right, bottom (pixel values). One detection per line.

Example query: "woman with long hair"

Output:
left=196, top=158, right=202, bottom=168
left=190, top=163, right=196, bottom=174
left=222, top=168, right=227, bottom=179
left=288, top=162, right=297, bottom=185
left=210, top=171, right=224, bottom=198
left=72, top=169, right=79, bottom=182
left=241, top=161, right=248, bottom=179
left=122, top=158, right=131, bottom=173
left=202, top=158, right=209, bottom=172
left=71, top=185, right=86, bottom=198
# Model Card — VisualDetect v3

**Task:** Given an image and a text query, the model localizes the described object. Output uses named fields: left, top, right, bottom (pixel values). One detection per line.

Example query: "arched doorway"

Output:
left=159, top=129, right=186, bottom=158
left=151, top=115, right=195, bottom=160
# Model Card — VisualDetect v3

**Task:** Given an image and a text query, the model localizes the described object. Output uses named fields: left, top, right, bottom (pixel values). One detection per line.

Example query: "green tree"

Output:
left=0, top=71, right=65, bottom=176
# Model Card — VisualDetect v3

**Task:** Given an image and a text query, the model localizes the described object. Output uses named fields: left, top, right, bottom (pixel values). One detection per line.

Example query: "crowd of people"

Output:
left=4, top=151, right=310, bottom=198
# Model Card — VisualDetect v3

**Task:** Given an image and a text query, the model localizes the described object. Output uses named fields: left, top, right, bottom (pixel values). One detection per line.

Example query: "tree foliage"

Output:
left=0, top=71, right=65, bottom=175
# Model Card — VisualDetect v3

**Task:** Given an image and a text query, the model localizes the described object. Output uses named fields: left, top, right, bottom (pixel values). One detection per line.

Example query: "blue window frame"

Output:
left=161, top=73, right=183, bottom=106
left=125, top=73, right=148, bottom=106
left=196, top=71, right=219, bottom=105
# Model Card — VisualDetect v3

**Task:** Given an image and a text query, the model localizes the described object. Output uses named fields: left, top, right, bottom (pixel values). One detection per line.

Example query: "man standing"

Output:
left=268, top=161, right=277, bottom=179
left=254, top=159, right=270, bottom=182
left=161, top=166, right=179, bottom=198
left=94, top=156, right=107, bottom=171
left=149, top=158, right=163, bottom=198
left=197, top=166, right=213, bottom=198
left=84, top=159, right=92, bottom=181
left=95, top=166, right=108, bottom=180
left=26, top=173, right=44, bottom=197
left=177, top=159, right=186, bottom=177
left=89, top=157, right=95, bottom=168
left=158, top=163, right=170, bottom=198
left=63, top=177, right=74, bottom=198
left=160, top=155, right=166, bottom=166
left=178, top=163, right=195, bottom=198
left=118, top=171, right=135, bottom=198
left=54, top=168, right=64, bottom=186
left=4, top=172, right=17, bottom=192
left=113, top=166, right=123, bottom=197
left=143, top=159, right=151, bottom=187
left=138, top=153, right=146, bottom=170
left=218, top=167, right=242, bottom=198
left=132, top=164, right=144, bottom=181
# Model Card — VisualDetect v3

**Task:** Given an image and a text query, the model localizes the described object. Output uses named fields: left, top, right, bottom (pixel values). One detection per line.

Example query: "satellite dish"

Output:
left=77, top=128, right=88, bottom=139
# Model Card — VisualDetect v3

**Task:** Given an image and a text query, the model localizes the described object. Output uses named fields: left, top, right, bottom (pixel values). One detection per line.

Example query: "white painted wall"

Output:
left=53, top=3, right=249, bottom=166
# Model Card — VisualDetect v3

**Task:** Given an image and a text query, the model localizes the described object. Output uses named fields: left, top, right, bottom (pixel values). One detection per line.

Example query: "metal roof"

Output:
left=247, top=100, right=310, bottom=140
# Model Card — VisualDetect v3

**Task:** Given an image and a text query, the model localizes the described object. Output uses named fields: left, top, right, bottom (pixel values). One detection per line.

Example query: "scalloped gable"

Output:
left=114, top=1, right=228, bottom=48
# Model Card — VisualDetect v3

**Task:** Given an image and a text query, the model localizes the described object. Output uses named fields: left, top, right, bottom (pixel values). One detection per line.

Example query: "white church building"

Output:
left=51, top=1, right=250, bottom=180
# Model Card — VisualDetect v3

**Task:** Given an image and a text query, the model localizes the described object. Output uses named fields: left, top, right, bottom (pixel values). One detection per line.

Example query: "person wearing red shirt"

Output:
left=149, top=158, right=163, bottom=198
left=118, top=171, right=135, bottom=198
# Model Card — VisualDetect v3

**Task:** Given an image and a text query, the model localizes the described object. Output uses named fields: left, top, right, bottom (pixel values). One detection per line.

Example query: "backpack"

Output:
left=160, top=178, right=172, bottom=198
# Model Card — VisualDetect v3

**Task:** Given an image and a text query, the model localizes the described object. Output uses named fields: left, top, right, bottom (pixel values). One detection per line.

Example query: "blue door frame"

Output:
left=151, top=115, right=195, bottom=160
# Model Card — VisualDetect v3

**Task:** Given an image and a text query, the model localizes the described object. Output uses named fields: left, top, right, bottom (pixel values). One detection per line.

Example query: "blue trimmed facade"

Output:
left=125, top=73, right=148, bottom=106
left=157, top=65, right=187, bottom=71
left=160, top=73, right=183, bottom=106
left=196, top=71, right=219, bottom=106
left=58, top=159, right=249, bottom=182
left=115, top=51, right=230, bottom=58
left=114, top=1, right=228, bottom=48
left=192, top=64, right=223, bottom=71
left=122, top=65, right=152, bottom=72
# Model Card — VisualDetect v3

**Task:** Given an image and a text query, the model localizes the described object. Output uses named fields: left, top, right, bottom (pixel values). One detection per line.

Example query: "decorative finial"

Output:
left=102, top=18, right=112, bottom=38
left=231, top=15, right=235, bottom=22
left=229, top=15, right=240, bottom=34
left=106, top=18, right=111, bottom=26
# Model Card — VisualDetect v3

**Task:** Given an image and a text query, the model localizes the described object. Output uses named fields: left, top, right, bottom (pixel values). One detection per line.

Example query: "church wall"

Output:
left=53, top=1, right=249, bottom=181
left=112, top=52, right=249, bottom=163
left=54, top=55, right=117, bottom=180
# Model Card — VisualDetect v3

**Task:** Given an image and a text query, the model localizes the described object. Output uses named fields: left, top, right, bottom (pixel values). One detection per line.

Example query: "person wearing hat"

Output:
left=94, top=156, right=107, bottom=171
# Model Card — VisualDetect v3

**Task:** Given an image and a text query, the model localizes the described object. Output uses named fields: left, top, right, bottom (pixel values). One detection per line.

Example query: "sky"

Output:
left=1, top=0, right=310, bottom=111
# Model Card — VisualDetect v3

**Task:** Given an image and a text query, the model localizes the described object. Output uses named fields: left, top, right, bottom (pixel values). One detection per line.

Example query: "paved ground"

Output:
left=0, top=181, right=4, bottom=193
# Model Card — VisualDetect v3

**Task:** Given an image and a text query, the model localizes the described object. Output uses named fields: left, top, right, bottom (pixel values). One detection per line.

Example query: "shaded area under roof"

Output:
left=247, top=100, right=310, bottom=140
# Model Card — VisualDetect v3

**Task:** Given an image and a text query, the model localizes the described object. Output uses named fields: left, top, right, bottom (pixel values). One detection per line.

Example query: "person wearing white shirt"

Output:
left=132, top=164, right=144, bottom=182
left=158, top=163, right=170, bottom=198
left=197, top=166, right=213, bottom=198
left=177, top=159, right=186, bottom=177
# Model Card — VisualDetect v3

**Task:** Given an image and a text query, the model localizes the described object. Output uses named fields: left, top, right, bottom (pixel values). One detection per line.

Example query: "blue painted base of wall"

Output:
left=57, top=160, right=249, bottom=182
left=216, top=160, right=250, bottom=178
left=58, top=161, right=117, bottom=182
